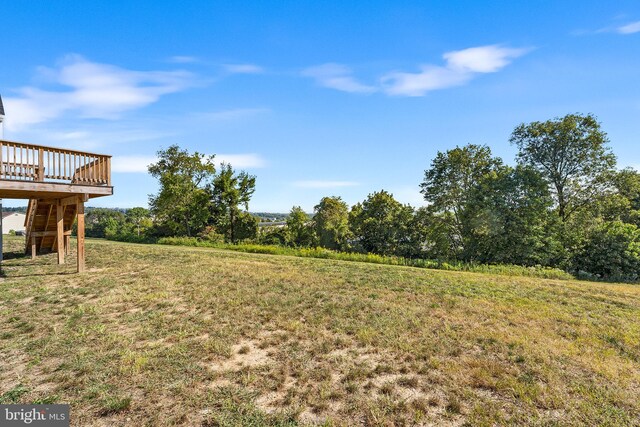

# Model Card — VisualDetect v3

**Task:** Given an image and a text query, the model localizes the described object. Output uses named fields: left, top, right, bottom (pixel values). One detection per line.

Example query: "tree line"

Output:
left=87, top=113, right=640, bottom=281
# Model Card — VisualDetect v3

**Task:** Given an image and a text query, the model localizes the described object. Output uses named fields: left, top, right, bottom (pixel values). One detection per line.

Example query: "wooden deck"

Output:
left=0, top=139, right=113, bottom=272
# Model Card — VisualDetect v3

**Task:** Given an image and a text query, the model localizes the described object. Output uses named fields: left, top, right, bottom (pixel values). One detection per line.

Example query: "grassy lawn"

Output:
left=0, top=236, right=639, bottom=426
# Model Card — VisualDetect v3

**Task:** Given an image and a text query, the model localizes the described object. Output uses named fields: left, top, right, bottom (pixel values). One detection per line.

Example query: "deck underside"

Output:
left=0, top=179, right=113, bottom=199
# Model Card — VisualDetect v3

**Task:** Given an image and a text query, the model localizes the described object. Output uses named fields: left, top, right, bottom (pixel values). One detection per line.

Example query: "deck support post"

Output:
left=65, top=235, right=70, bottom=255
left=56, top=199, right=64, bottom=264
left=77, top=196, right=85, bottom=273
left=31, top=235, right=36, bottom=260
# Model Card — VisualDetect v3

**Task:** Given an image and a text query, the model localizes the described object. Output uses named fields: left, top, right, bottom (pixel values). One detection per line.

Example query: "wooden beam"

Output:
left=57, top=200, right=64, bottom=264
left=61, top=195, right=81, bottom=206
left=0, top=179, right=112, bottom=200
left=77, top=198, right=85, bottom=273
left=31, top=235, right=36, bottom=260
left=30, top=230, right=72, bottom=237
left=41, top=204, right=54, bottom=254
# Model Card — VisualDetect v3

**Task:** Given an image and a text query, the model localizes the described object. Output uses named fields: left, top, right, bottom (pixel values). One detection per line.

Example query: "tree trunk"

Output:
left=230, top=210, right=235, bottom=243
left=557, top=185, right=566, bottom=222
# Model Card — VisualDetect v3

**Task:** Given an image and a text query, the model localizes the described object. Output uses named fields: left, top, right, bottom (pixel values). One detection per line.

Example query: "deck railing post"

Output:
left=107, top=157, right=111, bottom=186
left=38, top=148, right=44, bottom=181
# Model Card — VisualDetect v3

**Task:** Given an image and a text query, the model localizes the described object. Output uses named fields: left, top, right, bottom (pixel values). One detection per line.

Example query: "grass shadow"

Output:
left=2, top=250, right=29, bottom=260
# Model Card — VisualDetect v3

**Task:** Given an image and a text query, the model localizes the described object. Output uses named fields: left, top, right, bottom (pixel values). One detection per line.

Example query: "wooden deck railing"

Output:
left=0, top=140, right=111, bottom=186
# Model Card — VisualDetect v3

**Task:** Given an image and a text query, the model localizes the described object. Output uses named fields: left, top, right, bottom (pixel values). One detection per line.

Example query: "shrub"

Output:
left=573, top=220, right=640, bottom=282
left=156, top=238, right=573, bottom=280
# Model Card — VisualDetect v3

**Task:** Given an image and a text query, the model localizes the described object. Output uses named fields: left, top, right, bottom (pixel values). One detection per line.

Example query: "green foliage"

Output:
left=420, top=144, right=502, bottom=255
left=209, top=163, right=257, bottom=243
left=602, top=168, right=640, bottom=226
left=0, top=384, right=29, bottom=404
left=148, top=145, right=216, bottom=237
left=313, top=196, right=351, bottom=250
left=125, top=207, right=152, bottom=237
left=462, top=165, right=560, bottom=265
left=257, top=225, right=287, bottom=245
left=285, top=206, right=316, bottom=247
left=408, top=208, right=457, bottom=260
left=157, top=237, right=573, bottom=280
left=573, top=221, right=640, bottom=281
left=510, top=113, right=616, bottom=222
left=198, top=226, right=225, bottom=244
left=348, top=190, right=414, bottom=256
left=233, top=211, right=259, bottom=242
left=85, top=208, right=126, bottom=238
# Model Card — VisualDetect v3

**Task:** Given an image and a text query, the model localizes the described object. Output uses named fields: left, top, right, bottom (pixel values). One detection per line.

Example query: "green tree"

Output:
left=209, top=163, right=256, bottom=243
left=313, top=196, right=351, bottom=250
left=148, top=145, right=216, bottom=237
left=510, top=113, right=616, bottom=222
left=462, top=166, right=559, bottom=265
left=349, top=190, right=414, bottom=256
left=573, top=220, right=640, bottom=281
left=604, top=168, right=640, bottom=226
left=420, top=144, right=502, bottom=256
left=408, top=208, right=457, bottom=260
left=234, top=211, right=259, bottom=242
left=258, top=225, right=287, bottom=246
left=85, top=208, right=125, bottom=238
left=125, top=207, right=152, bottom=237
left=285, top=206, right=316, bottom=247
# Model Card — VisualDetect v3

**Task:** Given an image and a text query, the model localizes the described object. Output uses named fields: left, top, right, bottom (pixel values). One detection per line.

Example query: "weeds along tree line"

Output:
left=86, top=113, right=640, bottom=282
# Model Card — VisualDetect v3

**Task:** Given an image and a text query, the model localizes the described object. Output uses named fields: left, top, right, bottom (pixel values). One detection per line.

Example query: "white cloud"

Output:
left=112, top=153, right=266, bottom=173
left=3, top=54, right=194, bottom=131
left=443, top=45, right=527, bottom=73
left=617, top=21, right=640, bottom=34
left=302, top=45, right=528, bottom=97
left=224, top=64, right=264, bottom=74
left=382, top=45, right=528, bottom=96
left=293, top=180, right=360, bottom=188
left=302, top=64, right=377, bottom=94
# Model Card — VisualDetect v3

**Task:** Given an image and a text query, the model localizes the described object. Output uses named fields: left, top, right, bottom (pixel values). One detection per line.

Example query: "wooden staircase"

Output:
left=25, top=198, right=78, bottom=258
left=0, top=139, right=111, bottom=272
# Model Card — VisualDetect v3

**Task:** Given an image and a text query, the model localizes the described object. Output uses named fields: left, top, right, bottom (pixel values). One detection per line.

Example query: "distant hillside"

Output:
left=2, top=206, right=27, bottom=214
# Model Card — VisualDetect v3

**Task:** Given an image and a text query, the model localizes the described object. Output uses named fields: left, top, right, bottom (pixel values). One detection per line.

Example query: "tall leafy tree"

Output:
left=84, top=208, right=125, bottom=238
left=510, top=113, right=616, bottom=222
left=462, top=165, right=559, bottom=265
left=313, top=196, right=351, bottom=250
left=285, top=206, right=316, bottom=247
left=348, top=190, right=414, bottom=256
left=408, top=208, right=457, bottom=260
left=209, top=163, right=256, bottom=243
left=148, top=145, right=216, bottom=237
left=420, top=144, right=502, bottom=256
left=126, top=207, right=152, bottom=237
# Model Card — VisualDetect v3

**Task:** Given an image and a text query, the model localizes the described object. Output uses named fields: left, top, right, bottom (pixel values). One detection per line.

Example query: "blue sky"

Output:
left=1, top=1, right=639, bottom=212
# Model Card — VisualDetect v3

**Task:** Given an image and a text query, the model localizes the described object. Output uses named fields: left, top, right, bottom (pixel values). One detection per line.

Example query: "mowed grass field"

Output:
left=0, top=237, right=639, bottom=426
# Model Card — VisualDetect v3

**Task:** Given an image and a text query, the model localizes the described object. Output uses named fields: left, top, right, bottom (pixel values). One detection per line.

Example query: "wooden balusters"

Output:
left=0, top=140, right=111, bottom=186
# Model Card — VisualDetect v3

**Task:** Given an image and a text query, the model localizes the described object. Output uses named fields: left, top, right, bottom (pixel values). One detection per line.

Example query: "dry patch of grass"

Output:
left=0, top=236, right=639, bottom=426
